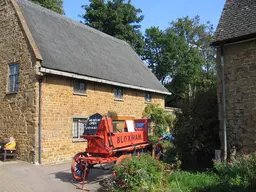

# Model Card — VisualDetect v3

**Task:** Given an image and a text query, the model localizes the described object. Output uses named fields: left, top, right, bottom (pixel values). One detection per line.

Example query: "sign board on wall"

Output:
left=83, top=113, right=103, bottom=135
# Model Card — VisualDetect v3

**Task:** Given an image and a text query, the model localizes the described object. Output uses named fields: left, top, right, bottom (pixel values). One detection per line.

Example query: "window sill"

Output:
left=6, top=92, right=18, bottom=95
left=145, top=101, right=152, bottom=104
left=72, top=138, right=87, bottom=143
left=73, top=92, right=87, bottom=96
left=114, top=98, right=124, bottom=102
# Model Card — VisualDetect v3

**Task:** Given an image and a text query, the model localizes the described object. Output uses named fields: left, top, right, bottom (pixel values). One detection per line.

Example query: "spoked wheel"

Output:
left=71, top=158, right=90, bottom=181
left=152, top=143, right=164, bottom=161
left=116, top=154, right=132, bottom=165
left=73, top=152, right=87, bottom=160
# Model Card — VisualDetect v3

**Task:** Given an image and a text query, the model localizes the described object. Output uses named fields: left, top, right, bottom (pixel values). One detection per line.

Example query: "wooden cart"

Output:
left=71, top=113, right=163, bottom=190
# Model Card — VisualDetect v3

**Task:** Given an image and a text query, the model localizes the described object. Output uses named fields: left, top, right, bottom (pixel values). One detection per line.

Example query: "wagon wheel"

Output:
left=73, top=152, right=87, bottom=161
left=116, top=154, right=132, bottom=165
left=71, top=158, right=90, bottom=181
left=152, top=143, right=163, bottom=161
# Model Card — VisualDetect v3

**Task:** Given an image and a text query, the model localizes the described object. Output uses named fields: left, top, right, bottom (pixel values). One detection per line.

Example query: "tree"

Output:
left=142, top=16, right=216, bottom=107
left=168, top=15, right=216, bottom=88
left=81, top=0, right=144, bottom=54
left=142, top=27, right=186, bottom=84
left=30, top=0, right=64, bottom=14
left=142, top=26, right=203, bottom=106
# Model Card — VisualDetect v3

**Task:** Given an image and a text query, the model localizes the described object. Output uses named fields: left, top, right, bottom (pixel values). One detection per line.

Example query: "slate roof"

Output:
left=212, top=0, right=256, bottom=45
left=17, top=0, right=169, bottom=94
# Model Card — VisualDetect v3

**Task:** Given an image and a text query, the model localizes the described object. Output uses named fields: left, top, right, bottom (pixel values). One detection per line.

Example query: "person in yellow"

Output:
left=4, top=137, right=16, bottom=150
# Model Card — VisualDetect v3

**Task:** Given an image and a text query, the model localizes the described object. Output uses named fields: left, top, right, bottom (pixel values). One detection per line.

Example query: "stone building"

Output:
left=0, top=0, right=170, bottom=164
left=212, top=0, right=256, bottom=157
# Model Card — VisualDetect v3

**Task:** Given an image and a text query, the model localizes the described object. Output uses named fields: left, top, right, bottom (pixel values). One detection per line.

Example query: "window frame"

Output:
left=145, top=92, right=152, bottom=103
left=72, top=116, right=88, bottom=142
left=73, top=79, right=86, bottom=95
left=114, top=87, right=123, bottom=100
left=8, top=63, right=20, bottom=93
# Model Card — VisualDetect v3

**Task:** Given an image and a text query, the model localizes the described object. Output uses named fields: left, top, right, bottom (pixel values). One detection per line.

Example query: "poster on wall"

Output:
left=83, top=113, right=103, bottom=135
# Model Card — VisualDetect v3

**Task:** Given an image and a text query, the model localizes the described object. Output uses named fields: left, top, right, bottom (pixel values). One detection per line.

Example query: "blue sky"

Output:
left=63, top=0, right=226, bottom=33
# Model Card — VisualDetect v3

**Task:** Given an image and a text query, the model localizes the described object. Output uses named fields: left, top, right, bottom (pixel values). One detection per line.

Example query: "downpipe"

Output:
left=38, top=78, right=43, bottom=164
left=221, top=46, right=227, bottom=162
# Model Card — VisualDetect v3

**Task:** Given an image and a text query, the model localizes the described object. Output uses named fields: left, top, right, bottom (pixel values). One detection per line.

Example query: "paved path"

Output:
left=0, top=161, right=112, bottom=192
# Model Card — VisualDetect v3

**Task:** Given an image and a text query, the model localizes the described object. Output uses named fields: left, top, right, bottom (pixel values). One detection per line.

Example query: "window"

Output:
left=72, top=117, right=88, bottom=141
left=8, top=63, right=20, bottom=93
left=114, top=87, right=123, bottom=100
left=145, top=92, right=152, bottom=102
left=73, top=80, right=86, bottom=95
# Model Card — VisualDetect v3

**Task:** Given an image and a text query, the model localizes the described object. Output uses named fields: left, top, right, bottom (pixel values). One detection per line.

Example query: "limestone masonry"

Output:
left=0, top=0, right=166, bottom=164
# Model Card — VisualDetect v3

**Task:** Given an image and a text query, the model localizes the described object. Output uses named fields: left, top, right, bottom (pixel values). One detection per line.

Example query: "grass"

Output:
left=167, top=171, right=223, bottom=192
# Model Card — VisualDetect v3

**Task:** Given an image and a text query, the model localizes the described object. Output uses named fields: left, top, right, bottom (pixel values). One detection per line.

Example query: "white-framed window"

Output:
left=73, top=80, right=86, bottom=95
left=114, top=87, right=123, bottom=100
left=145, top=92, right=152, bottom=102
left=8, top=63, right=20, bottom=93
left=72, top=117, right=88, bottom=141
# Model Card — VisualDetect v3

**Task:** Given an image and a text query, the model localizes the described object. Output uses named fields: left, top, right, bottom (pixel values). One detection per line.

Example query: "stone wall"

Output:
left=0, top=0, right=38, bottom=162
left=41, top=75, right=165, bottom=164
left=217, top=40, right=256, bottom=155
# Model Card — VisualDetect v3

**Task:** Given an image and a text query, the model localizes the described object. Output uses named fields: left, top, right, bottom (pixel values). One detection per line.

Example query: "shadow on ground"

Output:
left=54, top=167, right=112, bottom=191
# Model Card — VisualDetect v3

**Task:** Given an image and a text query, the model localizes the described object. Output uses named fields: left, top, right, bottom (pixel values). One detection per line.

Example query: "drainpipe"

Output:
left=221, top=46, right=227, bottom=162
left=38, top=78, right=43, bottom=164
left=33, top=130, right=36, bottom=164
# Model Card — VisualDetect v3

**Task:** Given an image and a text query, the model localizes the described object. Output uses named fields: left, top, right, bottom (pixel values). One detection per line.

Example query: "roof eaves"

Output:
left=211, top=33, right=256, bottom=46
left=40, top=67, right=172, bottom=95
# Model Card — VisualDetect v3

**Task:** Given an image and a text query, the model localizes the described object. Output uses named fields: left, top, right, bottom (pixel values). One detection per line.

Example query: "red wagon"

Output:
left=71, top=113, right=163, bottom=189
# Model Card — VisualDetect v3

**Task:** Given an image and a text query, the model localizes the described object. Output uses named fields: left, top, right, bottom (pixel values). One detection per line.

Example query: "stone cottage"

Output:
left=212, top=0, right=256, bottom=158
left=0, top=0, right=170, bottom=164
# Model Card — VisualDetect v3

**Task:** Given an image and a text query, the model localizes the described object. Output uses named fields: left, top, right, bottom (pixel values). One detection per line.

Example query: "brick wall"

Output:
left=0, top=0, right=38, bottom=162
left=41, top=75, right=164, bottom=164
left=217, top=40, right=256, bottom=154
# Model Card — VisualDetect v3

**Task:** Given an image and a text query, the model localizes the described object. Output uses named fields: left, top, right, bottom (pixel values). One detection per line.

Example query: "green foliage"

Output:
left=142, top=16, right=216, bottom=107
left=30, top=0, right=64, bottom=14
left=167, top=16, right=216, bottom=107
left=104, top=153, right=256, bottom=192
left=174, top=88, right=220, bottom=169
left=167, top=171, right=220, bottom=192
left=142, top=27, right=189, bottom=84
left=81, top=0, right=144, bottom=54
left=109, top=154, right=170, bottom=192
left=143, top=104, right=175, bottom=136
left=214, top=153, right=256, bottom=190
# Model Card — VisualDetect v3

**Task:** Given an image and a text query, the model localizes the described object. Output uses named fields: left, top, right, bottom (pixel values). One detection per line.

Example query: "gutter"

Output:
left=220, top=46, right=227, bottom=162
left=39, top=67, right=172, bottom=96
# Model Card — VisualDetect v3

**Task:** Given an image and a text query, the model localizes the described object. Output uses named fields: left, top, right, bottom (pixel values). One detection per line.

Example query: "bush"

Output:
left=143, top=104, right=176, bottom=137
left=103, top=152, right=256, bottom=192
left=214, top=153, right=256, bottom=190
left=174, top=88, right=220, bottom=169
left=107, top=153, right=171, bottom=192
